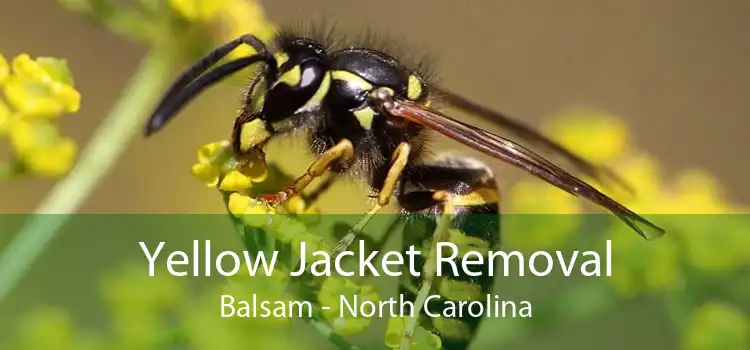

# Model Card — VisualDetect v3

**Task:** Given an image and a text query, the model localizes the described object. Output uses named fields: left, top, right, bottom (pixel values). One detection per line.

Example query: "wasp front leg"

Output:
left=330, top=142, right=412, bottom=257
left=396, top=155, right=501, bottom=350
left=255, top=139, right=355, bottom=206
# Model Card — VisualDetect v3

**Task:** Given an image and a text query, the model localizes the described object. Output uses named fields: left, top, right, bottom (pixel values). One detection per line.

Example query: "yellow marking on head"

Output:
left=239, top=119, right=270, bottom=152
left=450, top=187, right=500, bottom=206
left=276, top=65, right=301, bottom=87
left=353, top=107, right=376, bottom=129
left=302, top=73, right=331, bottom=108
left=407, top=75, right=423, bottom=100
left=274, top=52, right=290, bottom=67
left=331, top=70, right=373, bottom=90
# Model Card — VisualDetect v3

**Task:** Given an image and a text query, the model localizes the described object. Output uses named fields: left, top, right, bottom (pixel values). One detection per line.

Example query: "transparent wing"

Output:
left=435, top=87, right=633, bottom=194
left=380, top=97, right=665, bottom=240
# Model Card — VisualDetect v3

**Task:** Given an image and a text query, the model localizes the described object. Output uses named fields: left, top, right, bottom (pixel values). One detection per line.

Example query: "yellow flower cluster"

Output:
left=190, top=140, right=385, bottom=341
left=384, top=317, right=442, bottom=350
left=58, top=0, right=277, bottom=70
left=502, top=107, right=748, bottom=297
left=168, top=0, right=277, bottom=59
left=318, top=277, right=380, bottom=335
left=5, top=263, right=184, bottom=350
left=190, top=140, right=268, bottom=191
left=8, top=260, right=306, bottom=350
left=10, top=307, right=108, bottom=350
left=181, top=272, right=304, bottom=350
left=100, top=264, right=186, bottom=348
left=504, top=180, right=583, bottom=252
left=0, top=53, right=80, bottom=178
left=684, top=301, right=749, bottom=350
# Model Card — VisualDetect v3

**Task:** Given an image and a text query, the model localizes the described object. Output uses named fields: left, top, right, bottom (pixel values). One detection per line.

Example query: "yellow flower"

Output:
left=191, top=161, right=221, bottom=187
left=606, top=154, right=663, bottom=207
left=18, top=307, right=78, bottom=350
left=101, top=264, right=185, bottom=317
left=594, top=151, right=749, bottom=290
left=504, top=180, right=582, bottom=251
left=544, top=107, right=630, bottom=164
left=668, top=170, right=731, bottom=214
left=282, top=195, right=323, bottom=225
left=191, top=141, right=230, bottom=187
left=0, top=53, right=8, bottom=84
left=227, top=192, right=252, bottom=215
left=228, top=192, right=275, bottom=216
left=217, top=158, right=268, bottom=191
left=507, top=178, right=582, bottom=215
left=23, top=136, right=77, bottom=178
left=318, top=277, right=379, bottom=335
left=607, top=224, right=681, bottom=297
left=3, top=54, right=80, bottom=118
left=384, top=317, right=442, bottom=350
left=0, top=53, right=81, bottom=178
left=0, top=53, right=80, bottom=179
left=189, top=141, right=268, bottom=190
left=99, top=264, right=183, bottom=348
left=7, top=118, right=78, bottom=177
left=0, top=99, right=11, bottom=135
left=667, top=170, right=749, bottom=271
left=227, top=192, right=277, bottom=229
left=180, top=281, right=301, bottom=350
left=219, top=170, right=254, bottom=191
left=677, top=213, right=750, bottom=271
left=283, top=195, right=307, bottom=215
left=684, top=302, right=749, bottom=350
left=168, top=0, right=276, bottom=61
left=169, top=0, right=227, bottom=22
left=215, top=0, right=277, bottom=60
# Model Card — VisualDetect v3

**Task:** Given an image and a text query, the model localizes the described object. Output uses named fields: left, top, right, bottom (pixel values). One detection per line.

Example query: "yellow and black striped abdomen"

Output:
left=397, top=156, right=501, bottom=350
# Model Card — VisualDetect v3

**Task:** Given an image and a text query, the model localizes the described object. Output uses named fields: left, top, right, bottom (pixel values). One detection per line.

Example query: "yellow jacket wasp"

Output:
left=144, top=24, right=665, bottom=350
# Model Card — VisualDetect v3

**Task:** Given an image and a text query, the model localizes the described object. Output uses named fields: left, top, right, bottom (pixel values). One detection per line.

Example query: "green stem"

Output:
left=0, top=49, right=174, bottom=304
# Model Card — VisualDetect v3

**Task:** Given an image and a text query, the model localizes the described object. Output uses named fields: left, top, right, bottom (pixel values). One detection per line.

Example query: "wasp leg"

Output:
left=397, top=155, right=501, bottom=350
left=301, top=173, right=339, bottom=208
left=258, top=139, right=354, bottom=205
left=331, top=142, right=412, bottom=257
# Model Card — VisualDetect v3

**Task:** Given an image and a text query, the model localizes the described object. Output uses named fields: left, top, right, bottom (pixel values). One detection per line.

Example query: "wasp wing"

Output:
left=381, top=98, right=665, bottom=240
left=434, top=87, right=633, bottom=194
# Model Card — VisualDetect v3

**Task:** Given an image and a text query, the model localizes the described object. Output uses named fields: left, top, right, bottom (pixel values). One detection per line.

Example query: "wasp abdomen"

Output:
left=397, top=156, right=501, bottom=349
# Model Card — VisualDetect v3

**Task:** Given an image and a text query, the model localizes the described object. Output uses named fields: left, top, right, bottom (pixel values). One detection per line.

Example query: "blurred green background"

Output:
left=1, top=0, right=749, bottom=349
